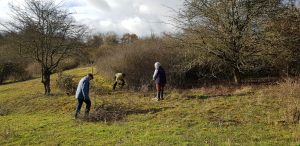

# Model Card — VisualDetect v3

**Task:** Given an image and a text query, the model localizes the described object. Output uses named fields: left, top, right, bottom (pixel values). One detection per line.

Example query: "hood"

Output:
left=154, top=62, right=161, bottom=69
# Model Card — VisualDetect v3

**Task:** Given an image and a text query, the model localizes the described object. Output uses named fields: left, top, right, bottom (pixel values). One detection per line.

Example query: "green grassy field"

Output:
left=0, top=67, right=299, bottom=145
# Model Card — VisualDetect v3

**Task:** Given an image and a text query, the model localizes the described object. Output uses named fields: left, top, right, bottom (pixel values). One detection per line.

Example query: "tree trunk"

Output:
left=233, top=67, right=241, bottom=85
left=41, top=68, right=51, bottom=95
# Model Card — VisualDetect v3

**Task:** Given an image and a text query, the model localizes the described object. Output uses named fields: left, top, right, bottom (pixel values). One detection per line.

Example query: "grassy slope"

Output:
left=0, top=67, right=300, bottom=145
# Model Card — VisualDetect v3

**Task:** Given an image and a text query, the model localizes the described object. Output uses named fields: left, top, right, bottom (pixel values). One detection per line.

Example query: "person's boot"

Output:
left=74, top=112, right=79, bottom=119
left=160, top=90, right=164, bottom=100
left=156, top=91, right=161, bottom=101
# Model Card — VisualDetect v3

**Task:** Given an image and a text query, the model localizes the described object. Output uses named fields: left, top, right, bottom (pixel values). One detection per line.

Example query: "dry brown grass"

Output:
left=261, top=78, right=300, bottom=124
left=25, top=62, right=40, bottom=77
left=189, top=85, right=255, bottom=97
left=261, top=78, right=300, bottom=99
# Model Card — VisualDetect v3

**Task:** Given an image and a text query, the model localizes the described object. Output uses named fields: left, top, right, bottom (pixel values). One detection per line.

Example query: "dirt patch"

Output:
left=84, top=103, right=162, bottom=122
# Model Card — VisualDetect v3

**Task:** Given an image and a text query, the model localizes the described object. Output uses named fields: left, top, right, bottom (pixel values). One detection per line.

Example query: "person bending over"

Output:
left=113, top=73, right=126, bottom=90
left=74, top=73, right=93, bottom=119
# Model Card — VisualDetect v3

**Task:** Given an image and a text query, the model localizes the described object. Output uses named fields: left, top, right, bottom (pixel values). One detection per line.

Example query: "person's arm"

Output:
left=82, top=80, right=90, bottom=99
left=153, top=69, right=158, bottom=80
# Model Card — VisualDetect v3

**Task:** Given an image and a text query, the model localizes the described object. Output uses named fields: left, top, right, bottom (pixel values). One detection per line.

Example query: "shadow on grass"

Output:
left=0, top=105, right=10, bottom=116
left=186, top=92, right=255, bottom=100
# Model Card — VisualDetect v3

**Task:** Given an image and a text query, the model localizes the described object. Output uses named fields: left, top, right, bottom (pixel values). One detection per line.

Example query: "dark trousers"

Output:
left=75, top=98, right=91, bottom=118
left=156, top=84, right=165, bottom=100
left=113, top=79, right=125, bottom=90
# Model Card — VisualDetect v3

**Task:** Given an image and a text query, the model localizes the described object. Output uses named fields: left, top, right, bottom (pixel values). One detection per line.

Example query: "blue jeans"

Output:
left=75, top=98, right=91, bottom=118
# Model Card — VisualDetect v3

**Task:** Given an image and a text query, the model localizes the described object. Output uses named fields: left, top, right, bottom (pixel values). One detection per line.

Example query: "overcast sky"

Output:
left=0, top=0, right=184, bottom=37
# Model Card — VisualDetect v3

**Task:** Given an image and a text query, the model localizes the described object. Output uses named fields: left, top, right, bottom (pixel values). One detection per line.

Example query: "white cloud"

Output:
left=139, top=5, right=150, bottom=14
left=87, top=0, right=111, bottom=11
left=0, top=0, right=184, bottom=36
left=121, top=17, right=143, bottom=33
left=99, top=20, right=112, bottom=27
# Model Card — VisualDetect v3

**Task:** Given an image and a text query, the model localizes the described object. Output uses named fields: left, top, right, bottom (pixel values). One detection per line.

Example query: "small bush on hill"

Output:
left=56, top=72, right=76, bottom=95
left=87, top=103, right=127, bottom=122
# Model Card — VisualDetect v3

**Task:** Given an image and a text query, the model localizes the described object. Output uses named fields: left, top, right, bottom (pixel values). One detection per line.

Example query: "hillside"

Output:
left=0, top=67, right=300, bottom=145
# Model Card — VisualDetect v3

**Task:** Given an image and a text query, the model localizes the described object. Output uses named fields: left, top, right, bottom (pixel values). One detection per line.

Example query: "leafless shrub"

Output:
left=87, top=103, right=127, bottom=122
left=96, top=37, right=185, bottom=89
left=56, top=72, right=76, bottom=95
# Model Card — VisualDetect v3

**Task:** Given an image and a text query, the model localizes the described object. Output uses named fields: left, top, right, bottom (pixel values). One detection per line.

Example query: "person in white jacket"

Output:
left=74, top=73, right=93, bottom=119
left=153, top=62, right=166, bottom=100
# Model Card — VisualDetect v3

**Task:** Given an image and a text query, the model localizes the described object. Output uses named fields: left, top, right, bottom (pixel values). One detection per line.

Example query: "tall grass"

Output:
left=262, top=78, right=300, bottom=124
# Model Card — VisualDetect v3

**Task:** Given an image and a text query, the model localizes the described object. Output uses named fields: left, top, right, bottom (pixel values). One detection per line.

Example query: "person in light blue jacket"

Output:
left=74, top=73, right=94, bottom=119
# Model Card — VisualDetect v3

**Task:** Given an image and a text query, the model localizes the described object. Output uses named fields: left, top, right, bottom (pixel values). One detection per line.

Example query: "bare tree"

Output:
left=3, top=0, right=87, bottom=95
left=121, top=33, right=138, bottom=44
left=86, top=33, right=104, bottom=48
left=103, top=32, right=119, bottom=45
left=175, top=0, right=281, bottom=84
left=264, top=0, right=300, bottom=76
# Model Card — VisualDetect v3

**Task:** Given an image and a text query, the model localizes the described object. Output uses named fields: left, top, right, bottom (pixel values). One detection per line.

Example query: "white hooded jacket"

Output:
left=153, top=62, right=161, bottom=80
